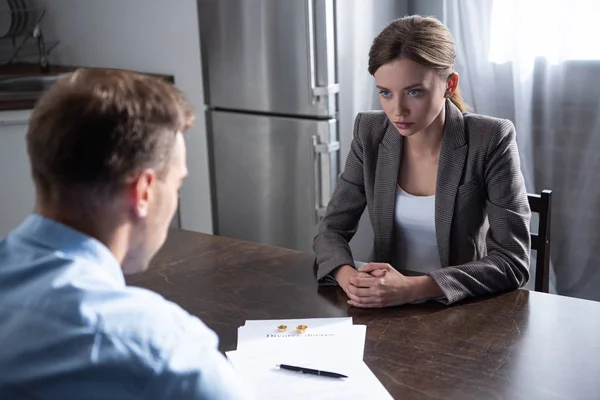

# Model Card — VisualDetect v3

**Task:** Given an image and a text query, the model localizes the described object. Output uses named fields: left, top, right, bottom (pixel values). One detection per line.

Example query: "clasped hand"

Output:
left=342, top=263, right=417, bottom=308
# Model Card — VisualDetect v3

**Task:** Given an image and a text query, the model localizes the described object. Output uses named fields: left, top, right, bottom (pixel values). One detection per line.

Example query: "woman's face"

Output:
left=374, top=58, right=453, bottom=137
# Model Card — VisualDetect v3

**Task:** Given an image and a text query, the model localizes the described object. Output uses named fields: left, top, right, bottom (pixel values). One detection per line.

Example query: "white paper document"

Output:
left=237, top=321, right=367, bottom=360
left=226, top=348, right=392, bottom=400
left=228, top=317, right=393, bottom=399
left=243, top=317, right=353, bottom=328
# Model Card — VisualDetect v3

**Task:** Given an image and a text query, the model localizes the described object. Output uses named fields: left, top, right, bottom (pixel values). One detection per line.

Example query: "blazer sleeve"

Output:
left=313, top=113, right=368, bottom=282
left=428, top=120, right=532, bottom=304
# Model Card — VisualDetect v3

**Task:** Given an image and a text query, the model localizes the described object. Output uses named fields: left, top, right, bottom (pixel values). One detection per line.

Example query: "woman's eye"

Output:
left=407, top=88, right=423, bottom=97
left=379, top=90, right=392, bottom=98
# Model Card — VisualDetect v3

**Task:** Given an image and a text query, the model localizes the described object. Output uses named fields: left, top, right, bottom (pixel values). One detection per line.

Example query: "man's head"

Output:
left=27, top=68, right=193, bottom=274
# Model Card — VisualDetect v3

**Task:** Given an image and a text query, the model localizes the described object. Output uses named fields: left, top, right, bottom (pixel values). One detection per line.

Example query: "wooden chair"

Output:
left=527, top=190, right=552, bottom=293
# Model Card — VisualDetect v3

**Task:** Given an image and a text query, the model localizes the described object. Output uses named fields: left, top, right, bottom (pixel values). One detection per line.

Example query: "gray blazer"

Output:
left=313, top=100, right=531, bottom=304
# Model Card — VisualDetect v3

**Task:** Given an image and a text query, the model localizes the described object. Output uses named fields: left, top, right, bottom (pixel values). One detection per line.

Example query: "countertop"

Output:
left=0, top=63, right=174, bottom=111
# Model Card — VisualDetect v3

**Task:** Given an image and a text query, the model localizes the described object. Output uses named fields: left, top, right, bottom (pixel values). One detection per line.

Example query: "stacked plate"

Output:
left=0, top=0, right=29, bottom=39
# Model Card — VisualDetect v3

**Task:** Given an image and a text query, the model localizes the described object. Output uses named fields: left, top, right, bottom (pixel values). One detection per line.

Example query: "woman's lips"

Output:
left=395, top=122, right=414, bottom=129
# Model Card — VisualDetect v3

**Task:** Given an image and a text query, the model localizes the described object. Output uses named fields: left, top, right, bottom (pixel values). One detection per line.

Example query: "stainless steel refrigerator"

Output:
left=199, top=0, right=407, bottom=256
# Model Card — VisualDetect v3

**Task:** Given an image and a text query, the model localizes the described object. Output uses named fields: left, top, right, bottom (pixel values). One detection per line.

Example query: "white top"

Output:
left=393, top=186, right=442, bottom=274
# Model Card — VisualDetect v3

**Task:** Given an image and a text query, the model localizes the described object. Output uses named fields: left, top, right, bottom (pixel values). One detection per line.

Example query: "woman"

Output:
left=313, top=15, right=531, bottom=307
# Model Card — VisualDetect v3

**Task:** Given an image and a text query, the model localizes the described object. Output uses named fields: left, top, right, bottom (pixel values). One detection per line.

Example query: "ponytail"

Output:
left=449, top=86, right=470, bottom=113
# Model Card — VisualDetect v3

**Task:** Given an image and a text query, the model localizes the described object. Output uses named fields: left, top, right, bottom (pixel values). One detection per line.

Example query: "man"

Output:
left=0, top=69, right=248, bottom=399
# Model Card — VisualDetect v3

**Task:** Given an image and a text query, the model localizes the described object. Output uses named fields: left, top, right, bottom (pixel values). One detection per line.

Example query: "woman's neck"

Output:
left=404, top=103, right=446, bottom=157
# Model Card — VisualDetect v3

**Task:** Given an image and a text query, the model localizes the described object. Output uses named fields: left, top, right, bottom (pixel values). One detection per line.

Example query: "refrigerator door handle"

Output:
left=312, top=135, right=340, bottom=221
left=306, top=0, right=339, bottom=104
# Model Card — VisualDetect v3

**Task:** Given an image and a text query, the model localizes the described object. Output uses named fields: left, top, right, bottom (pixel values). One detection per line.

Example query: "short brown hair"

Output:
left=27, top=68, right=194, bottom=208
left=368, top=15, right=469, bottom=112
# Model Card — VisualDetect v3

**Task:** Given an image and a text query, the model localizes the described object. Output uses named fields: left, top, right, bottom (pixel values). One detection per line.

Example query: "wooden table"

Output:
left=126, top=229, right=600, bottom=400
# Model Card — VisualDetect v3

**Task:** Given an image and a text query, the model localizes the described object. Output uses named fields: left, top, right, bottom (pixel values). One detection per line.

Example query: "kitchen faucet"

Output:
left=32, top=23, right=50, bottom=73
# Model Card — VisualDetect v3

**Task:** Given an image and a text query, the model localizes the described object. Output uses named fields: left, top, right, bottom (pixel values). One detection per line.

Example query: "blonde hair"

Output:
left=368, top=15, right=470, bottom=112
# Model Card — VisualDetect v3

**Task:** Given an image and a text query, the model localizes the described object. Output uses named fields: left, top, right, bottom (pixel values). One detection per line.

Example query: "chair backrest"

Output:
left=527, top=190, right=552, bottom=293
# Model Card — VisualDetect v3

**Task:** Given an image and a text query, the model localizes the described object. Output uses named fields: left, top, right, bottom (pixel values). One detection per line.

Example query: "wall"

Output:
left=35, top=0, right=213, bottom=233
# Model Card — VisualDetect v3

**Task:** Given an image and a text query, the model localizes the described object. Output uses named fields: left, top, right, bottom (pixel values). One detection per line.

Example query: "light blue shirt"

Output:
left=0, top=215, right=248, bottom=399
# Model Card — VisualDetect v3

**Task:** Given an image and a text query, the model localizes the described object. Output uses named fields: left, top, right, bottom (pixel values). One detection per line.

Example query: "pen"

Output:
left=276, top=364, right=348, bottom=378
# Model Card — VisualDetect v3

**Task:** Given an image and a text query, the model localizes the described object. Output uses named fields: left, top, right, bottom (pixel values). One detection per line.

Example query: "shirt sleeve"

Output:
left=143, top=301, right=254, bottom=400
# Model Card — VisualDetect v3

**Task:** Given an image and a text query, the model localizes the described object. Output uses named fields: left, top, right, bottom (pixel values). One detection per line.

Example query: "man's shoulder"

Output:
left=94, top=286, right=218, bottom=359
left=94, top=287, right=249, bottom=399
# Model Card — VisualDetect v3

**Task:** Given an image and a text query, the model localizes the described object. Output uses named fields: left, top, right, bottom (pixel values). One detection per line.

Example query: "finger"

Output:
left=356, top=272, right=373, bottom=279
left=367, top=269, right=387, bottom=278
left=348, top=275, right=379, bottom=288
left=358, top=262, right=392, bottom=273
left=347, top=299, right=383, bottom=308
left=346, top=292, right=380, bottom=306
left=346, top=284, right=378, bottom=297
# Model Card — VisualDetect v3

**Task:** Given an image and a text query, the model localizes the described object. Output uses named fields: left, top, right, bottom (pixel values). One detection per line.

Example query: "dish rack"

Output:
left=0, top=6, right=59, bottom=65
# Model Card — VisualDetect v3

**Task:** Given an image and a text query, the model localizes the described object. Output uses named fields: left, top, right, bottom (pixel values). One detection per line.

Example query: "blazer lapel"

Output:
left=373, top=122, right=402, bottom=262
left=435, top=100, right=468, bottom=267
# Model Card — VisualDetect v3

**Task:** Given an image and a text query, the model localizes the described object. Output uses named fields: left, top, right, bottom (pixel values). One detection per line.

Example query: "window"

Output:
left=489, top=0, right=600, bottom=64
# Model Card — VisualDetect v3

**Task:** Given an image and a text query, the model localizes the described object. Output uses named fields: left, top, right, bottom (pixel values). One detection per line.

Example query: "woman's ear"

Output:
left=445, top=72, right=460, bottom=97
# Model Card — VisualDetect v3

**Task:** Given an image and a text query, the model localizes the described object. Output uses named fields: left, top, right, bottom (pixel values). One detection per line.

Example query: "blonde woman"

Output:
left=313, top=16, right=531, bottom=307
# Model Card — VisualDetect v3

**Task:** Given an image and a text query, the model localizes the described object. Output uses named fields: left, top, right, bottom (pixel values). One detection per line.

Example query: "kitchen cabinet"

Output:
left=0, top=110, right=35, bottom=237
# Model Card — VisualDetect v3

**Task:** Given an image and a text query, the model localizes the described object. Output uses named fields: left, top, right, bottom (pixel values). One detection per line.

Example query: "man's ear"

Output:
left=128, top=169, right=156, bottom=219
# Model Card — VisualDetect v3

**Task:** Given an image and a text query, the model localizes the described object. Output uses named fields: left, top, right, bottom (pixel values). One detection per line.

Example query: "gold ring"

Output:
left=277, top=325, right=287, bottom=332
left=296, top=324, right=307, bottom=334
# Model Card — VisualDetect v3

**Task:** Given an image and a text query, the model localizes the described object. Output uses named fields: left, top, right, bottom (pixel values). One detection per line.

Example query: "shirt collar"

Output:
left=11, top=214, right=125, bottom=287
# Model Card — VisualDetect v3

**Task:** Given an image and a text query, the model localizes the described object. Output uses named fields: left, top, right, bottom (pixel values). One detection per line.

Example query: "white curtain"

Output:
left=444, top=0, right=600, bottom=300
